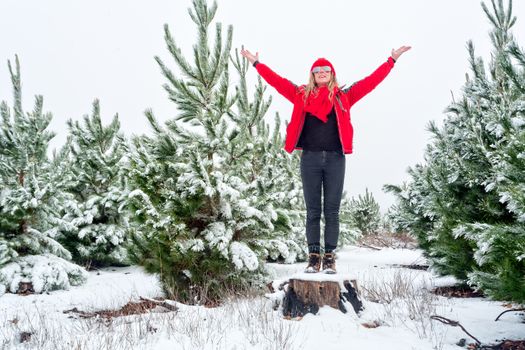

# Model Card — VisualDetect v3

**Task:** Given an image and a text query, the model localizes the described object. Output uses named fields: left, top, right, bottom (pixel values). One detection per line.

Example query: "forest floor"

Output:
left=1, top=243, right=523, bottom=349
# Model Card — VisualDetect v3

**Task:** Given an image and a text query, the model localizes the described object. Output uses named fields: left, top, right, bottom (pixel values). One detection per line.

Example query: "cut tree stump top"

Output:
left=287, top=272, right=359, bottom=284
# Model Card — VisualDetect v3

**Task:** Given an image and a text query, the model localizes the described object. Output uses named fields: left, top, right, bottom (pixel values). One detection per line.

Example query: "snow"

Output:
left=203, top=222, right=233, bottom=258
left=230, top=241, right=259, bottom=271
left=511, top=116, right=525, bottom=128
left=0, top=266, right=161, bottom=316
left=0, top=254, right=88, bottom=294
left=282, top=271, right=360, bottom=284
left=1, top=246, right=523, bottom=350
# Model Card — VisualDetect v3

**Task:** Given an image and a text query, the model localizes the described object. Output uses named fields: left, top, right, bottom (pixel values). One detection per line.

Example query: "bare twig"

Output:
left=63, top=307, right=97, bottom=318
left=494, top=308, right=525, bottom=321
left=278, top=281, right=289, bottom=291
left=375, top=236, right=390, bottom=246
left=430, top=315, right=481, bottom=345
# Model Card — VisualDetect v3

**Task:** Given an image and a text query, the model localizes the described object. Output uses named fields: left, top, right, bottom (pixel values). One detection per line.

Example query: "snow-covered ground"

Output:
left=1, top=246, right=523, bottom=349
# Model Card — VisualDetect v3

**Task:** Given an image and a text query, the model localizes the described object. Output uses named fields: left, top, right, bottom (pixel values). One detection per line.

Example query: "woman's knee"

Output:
left=306, top=209, right=322, bottom=221
left=323, top=210, right=340, bottom=222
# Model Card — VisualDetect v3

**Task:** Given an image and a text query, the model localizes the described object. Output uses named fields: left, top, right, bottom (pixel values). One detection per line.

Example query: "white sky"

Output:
left=1, top=0, right=524, bottom=211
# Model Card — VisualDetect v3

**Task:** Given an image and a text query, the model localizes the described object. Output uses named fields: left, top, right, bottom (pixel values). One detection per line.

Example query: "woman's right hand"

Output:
left=240, top=46, right=259, bottom=64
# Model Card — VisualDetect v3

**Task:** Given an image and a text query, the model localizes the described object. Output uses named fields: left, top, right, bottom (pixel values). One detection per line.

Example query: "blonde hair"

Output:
left=303, top=72, right=339, bottom=103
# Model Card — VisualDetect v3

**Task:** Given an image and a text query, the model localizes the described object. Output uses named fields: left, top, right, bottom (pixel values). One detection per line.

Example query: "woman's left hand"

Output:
left=391, top=46, right=412, bottom=61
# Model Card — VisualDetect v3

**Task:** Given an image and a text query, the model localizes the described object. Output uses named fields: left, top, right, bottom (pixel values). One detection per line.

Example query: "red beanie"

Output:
left=310, top=58, right=335, bottom=76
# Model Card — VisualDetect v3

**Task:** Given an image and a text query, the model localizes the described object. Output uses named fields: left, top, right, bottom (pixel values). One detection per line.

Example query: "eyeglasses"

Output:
left=311, top=66, right=332, bottom=74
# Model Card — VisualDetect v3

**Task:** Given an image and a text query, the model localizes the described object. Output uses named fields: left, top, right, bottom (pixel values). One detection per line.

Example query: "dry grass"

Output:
left=357, top=231, right=418, bottom=250
left=360, top=270, right=450, bottom=350
left=0, top=295, right=304, bottom=350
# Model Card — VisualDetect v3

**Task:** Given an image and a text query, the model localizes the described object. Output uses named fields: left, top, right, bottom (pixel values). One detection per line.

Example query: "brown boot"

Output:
left=304, top=253, right=321, bottom=273
left=322, top=253, right=337, bottom=274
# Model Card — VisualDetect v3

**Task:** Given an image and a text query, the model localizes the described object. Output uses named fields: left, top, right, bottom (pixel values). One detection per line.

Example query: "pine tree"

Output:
left=456, top=0, right=525, bottom=300
left=349, top=188, right=382, bottom=235
left=58, top=99, right=129, bottom=268
left=229, top=50, right=307, bottom=263
left=126, top=0, right=306, bottom=304
left=338, top=192, right=362, bottom=246
left=0, top=56, right=87, bottom=295
left=384, top=166, right=436, bottom=253
left=387, top=0, right=525, bottom=302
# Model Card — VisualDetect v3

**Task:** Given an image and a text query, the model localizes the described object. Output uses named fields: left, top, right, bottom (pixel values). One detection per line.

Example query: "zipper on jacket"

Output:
left=335, top=94, right=346, bottom=153
left=294, top=112, right=306, bottom=149
left=336, top=94, right=347, bottom=113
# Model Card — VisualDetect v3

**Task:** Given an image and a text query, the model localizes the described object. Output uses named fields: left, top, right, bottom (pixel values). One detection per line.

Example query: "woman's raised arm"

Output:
left=346, top=45, right=411, bottom=107
left=391, top=45, right=411, bottom=61
left=240, top=47, right=259, bottom=65
left=241, top=46, right=297, bottom=103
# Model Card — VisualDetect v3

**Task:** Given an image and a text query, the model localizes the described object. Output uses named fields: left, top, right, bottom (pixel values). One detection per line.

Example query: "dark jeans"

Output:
left=300, top=150, right=346, bottom=251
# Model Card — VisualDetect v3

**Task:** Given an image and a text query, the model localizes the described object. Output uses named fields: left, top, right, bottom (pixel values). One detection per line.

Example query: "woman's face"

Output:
left=312, top=66, right=332, bottom=86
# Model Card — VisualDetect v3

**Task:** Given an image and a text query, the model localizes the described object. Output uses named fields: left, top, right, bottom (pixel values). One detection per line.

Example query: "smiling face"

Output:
left=312, top=66, right=332, bottom=87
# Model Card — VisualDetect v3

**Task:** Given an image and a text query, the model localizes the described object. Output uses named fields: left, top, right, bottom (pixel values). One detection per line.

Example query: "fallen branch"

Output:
left=139, top=297, right=178, bottom=312
left=495, top=308, right=525, bottom=322
left=430, top=315, right=481, bottom=345
left=432, top=285, right=484, bottom=298
left=391, top=263, right=429, bottom=271
left=478, top=340, right=525, bottom=349
left=63, top=297, right=178, bottom=319
left=358, top=242, right=381, bottom=251
left=63, top=307, right=97, bottom=318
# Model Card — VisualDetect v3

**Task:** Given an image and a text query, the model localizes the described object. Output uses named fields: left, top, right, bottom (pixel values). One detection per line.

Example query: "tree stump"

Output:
left=282, top=277, right=363, bottom=318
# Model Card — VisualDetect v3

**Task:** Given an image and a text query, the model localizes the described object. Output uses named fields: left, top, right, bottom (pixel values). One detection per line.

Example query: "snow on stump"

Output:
left=280, top=273, right=363, bottom=318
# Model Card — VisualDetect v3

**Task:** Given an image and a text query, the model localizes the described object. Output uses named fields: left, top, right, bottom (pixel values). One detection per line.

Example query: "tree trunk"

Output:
left=282, top=278, right=363, bottom=318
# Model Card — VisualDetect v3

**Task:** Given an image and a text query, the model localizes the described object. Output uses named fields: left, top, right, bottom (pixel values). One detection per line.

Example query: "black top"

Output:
left=296, top=107, right=342, bottom=151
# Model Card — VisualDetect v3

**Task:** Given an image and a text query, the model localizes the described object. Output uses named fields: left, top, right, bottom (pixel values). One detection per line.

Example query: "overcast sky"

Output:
left=1, top=0, right=524, bottom=211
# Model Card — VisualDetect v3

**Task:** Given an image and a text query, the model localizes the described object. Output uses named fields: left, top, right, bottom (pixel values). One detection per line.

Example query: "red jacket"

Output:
left=255, top=57, right=395, bottom=154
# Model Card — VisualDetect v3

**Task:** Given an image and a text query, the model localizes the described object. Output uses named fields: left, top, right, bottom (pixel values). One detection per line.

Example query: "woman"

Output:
left=241, top=45, right=410, bottom=274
